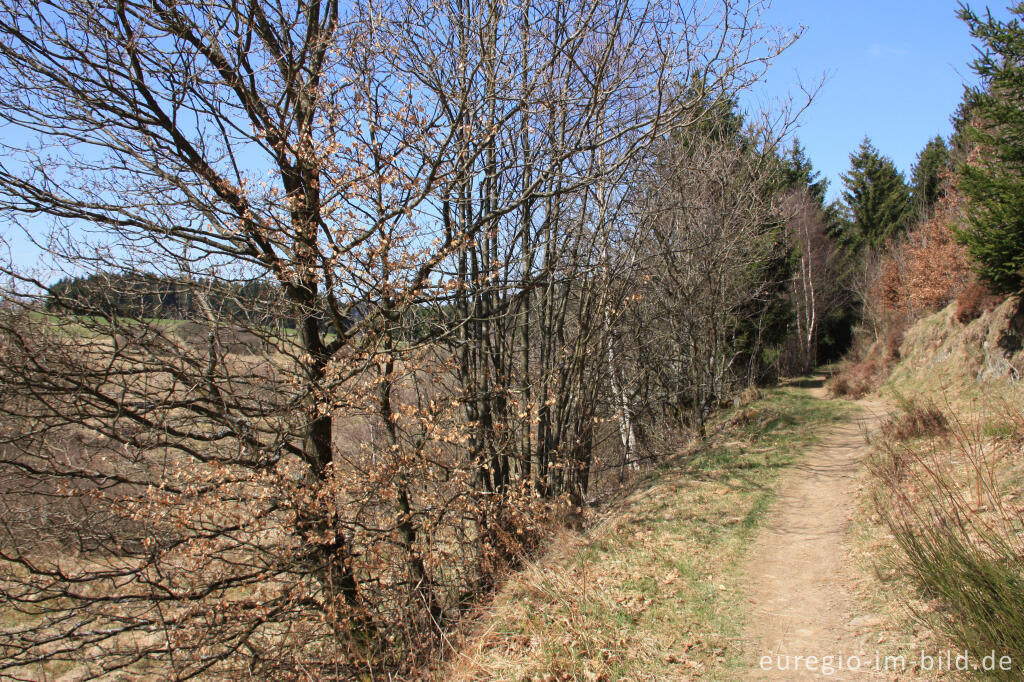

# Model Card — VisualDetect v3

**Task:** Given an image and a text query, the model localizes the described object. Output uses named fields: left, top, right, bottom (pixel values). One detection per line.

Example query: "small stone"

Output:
left=848, top=614, right=884, bottom=629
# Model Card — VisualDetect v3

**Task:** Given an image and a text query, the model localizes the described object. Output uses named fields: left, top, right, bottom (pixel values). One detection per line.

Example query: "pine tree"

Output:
left=911, top=135, right=950, bottom=218
left=840, top=137, right=914, bottom=251
left=782, top=139, right=829, bottom=206
left=956, top=3, right=1024, bottom=293
left=782, top=139, right=845, bottom=235
left=949, top=95, right=980, bottom=165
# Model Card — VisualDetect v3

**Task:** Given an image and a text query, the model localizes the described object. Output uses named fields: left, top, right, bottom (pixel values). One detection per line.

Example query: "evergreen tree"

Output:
left=781, top=138, right=845, bottom=235
left=782, top=139, right=829, bottom=206
left=840, top=137, right=914, bottom=251
left=949, top=96, right=979, bottom=165
left=956, top=3, right=1024, bottom=293
left=910, top=135, right=950, bottom=218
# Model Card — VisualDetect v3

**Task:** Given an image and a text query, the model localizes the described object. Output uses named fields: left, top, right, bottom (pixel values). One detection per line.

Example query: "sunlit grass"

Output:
left=446, top=381, right=858, bottom=680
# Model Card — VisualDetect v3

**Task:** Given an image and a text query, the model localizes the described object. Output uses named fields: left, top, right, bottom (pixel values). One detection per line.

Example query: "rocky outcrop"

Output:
left=891, top=295, right=1024, bottom=384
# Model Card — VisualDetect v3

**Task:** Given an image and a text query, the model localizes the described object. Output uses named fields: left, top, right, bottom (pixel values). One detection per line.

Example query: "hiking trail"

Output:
left=742, top=379, right=893, bottom=680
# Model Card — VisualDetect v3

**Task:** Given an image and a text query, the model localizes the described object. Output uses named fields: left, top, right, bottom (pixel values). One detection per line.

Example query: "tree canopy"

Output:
left=911, top=135, right=951, bottom=218
left=956, top=2, right=1024, bottom=293
left=840, top=137, right=914, bottom=252
left=782, top=138, right=829, bottom=207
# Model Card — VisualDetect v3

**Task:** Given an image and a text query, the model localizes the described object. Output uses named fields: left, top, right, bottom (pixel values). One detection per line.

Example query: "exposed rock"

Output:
left=892, top=295, right=1023, bottom=383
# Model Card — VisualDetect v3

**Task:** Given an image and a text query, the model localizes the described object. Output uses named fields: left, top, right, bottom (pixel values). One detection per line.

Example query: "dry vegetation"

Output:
left=879, top=398, right=948, bottom=443
left=868, top=386, right=1024, bottom=679
left=837, top=299, right=1024, bottom=680
left=444, top=385, right=856, bottom=681
left=829, top=172, right=1007, bottom=400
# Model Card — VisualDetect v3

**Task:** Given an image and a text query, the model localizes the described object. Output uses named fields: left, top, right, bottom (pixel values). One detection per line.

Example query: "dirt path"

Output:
left=742, top=380, right=891, bottom=680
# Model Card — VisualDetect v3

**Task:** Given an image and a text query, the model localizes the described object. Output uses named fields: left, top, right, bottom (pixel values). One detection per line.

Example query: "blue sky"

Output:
left=2, top=1, right=1014, bottom=272
left=745, top=0, right=1014, bottom=201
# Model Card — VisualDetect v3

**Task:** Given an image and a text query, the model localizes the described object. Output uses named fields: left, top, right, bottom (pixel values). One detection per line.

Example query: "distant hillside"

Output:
left=47, top=272, right=292, bottom=326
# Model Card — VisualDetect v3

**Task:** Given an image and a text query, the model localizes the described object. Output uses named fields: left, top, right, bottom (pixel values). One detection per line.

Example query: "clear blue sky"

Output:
left=746, top=0, right=1014, bottom=201
left=2, top=1, right=1015, bottom=272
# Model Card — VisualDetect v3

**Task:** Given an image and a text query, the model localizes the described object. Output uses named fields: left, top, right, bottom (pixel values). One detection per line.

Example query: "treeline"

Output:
left=827, top=2, right=1024, bottom=397
left=46, top=272, right=294, bottom=326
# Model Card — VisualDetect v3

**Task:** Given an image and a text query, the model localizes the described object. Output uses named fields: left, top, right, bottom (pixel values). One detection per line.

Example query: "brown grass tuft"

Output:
left=828, top=319, right=908, bottom=399
left=828, top=359, right=881, bottom=399
left=954, top=281, right=1004, bottom=324
left=880, top=402, right=948, bottom=442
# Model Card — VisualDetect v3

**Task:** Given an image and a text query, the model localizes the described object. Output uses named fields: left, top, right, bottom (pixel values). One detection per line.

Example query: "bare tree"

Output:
left=780, top=186, right=843, bottom=374
left=624, top=100, right=790, bottom=436
left=0, top=0, right=794, bottom=677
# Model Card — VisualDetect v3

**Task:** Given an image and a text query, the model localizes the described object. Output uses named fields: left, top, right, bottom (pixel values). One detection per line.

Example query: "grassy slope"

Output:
left=844, top=302, right=1024, bottom=679
left=446, top=384, right=857, bottom=681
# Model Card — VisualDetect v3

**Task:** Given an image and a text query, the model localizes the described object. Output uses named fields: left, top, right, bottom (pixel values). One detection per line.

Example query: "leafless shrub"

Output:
left=0, top=0, right=799, bottom=677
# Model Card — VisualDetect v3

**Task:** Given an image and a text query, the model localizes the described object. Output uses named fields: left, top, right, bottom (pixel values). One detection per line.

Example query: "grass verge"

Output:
left=443, top=382, right=857, bottom=681
left=854, top=371, right=1024, bottom=680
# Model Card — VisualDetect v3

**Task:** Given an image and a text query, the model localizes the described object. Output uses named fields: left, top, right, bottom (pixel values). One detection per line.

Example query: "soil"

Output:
left=742, top=380, right=893, bottom=680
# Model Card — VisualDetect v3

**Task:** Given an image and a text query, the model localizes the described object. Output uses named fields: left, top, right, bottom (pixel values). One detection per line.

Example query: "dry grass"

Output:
left=441, top=385, right=856, bottom=681
left=955, top=282, right=1004, bottom=325
left=828, top=358, right=885, bottom=399
left=868, top=393, right=1024, bottom=680
left=828, top=318, right=908, bottom=399
left=846, top=306, right=1024, bottom=680
left=879, top=398, right=948, bottom=443
left=845, top=479, right=942, bottom=679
